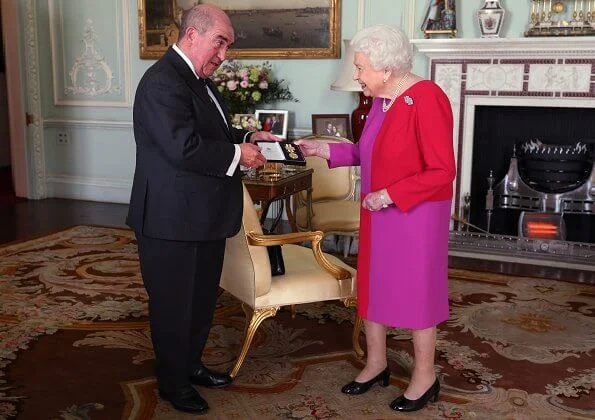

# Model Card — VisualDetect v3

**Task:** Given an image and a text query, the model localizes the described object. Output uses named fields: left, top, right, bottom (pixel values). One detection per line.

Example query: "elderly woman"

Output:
left=296, top=25, right=455, bottom=412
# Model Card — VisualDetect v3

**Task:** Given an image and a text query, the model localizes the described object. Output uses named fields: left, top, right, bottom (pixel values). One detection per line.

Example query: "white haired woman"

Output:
left=295, top=25, right=455, bottom=412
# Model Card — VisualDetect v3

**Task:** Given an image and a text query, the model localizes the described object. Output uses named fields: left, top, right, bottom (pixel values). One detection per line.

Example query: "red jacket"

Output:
left=372, top=80, right=456, bottom=212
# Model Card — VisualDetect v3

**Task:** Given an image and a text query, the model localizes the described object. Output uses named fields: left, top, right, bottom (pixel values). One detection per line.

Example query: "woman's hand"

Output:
left=362, top=189, right=393, bottom=212
left=293, top=139, right=330, bottom=159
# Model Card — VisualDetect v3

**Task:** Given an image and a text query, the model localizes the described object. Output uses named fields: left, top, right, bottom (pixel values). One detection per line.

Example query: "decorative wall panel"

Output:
left=528, top=64, right=591, bottom=93
left=49, top=0, right=131, bottom=107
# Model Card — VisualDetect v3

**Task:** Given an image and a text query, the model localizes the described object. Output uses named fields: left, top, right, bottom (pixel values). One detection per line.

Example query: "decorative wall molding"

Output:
left=407, top=0, right=416, bottom=40
left=357, top=0, right=365, bottom=31
left=64, top=19, right=122, bottom=97
left=24, top=0, right=46, bottom=199
left=46, top=174, right=132, bottom=204
left=44, top=118, right=133, bottom=130
left=412, top=37, right=595, bottom=218
left=288, top=128, right=312, bottom=139
left=49, top=0, right=132, bottom=107
left=42, top=120, right=313, bottom=139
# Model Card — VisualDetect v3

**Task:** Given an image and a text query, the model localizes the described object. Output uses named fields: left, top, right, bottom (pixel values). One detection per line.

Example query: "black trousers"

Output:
left=135, top=232, right=226, bottom=392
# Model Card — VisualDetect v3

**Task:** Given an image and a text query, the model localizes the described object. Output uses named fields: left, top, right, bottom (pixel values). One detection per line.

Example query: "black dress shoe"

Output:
left=341, top=366, right=390, bottom=395
left=158, top=386, right=209, bottom=414
left=189, top=365, right=232, bottom=388
left=390, top=378, right=440, bottom=412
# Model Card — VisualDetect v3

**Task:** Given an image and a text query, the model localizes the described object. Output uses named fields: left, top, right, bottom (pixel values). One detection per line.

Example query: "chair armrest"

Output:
left=247, top=231, right=352, bottom=280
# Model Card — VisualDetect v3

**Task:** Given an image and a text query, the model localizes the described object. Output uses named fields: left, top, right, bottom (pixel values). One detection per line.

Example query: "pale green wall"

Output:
left=18, top=0, right=535, bottom=202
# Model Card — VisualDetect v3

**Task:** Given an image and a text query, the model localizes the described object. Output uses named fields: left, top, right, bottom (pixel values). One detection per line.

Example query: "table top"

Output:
left=242, top=166, right=313, bottom=186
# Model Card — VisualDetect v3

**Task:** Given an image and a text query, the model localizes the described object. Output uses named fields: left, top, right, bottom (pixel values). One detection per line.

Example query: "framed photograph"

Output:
left=255, top=110, right=289, bottom=139
left=138, top=0, right=340, bottom=59
left=311, top=114, right=351, bottom=140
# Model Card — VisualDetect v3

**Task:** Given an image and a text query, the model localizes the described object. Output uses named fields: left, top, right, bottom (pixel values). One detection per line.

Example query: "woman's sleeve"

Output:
left=328, top=142, right=360, bottom=168
left=386, top=87, right=456, bottom=212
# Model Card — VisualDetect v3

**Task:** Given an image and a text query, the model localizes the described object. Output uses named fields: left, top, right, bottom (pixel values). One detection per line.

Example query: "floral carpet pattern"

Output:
left=0, top=226, right=594, bottom=419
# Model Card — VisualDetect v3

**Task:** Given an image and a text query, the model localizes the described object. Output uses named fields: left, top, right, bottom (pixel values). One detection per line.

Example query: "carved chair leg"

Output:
left=352, top=313, right=364, bottom=358
left=241, top=304, right=253, bottom=338
left=343, top=298, right=364, bottom=358
left=230, top=306, right=279, bottom=378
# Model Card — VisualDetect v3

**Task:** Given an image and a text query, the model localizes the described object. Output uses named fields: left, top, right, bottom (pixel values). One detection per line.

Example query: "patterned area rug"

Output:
left=0, top=226, right=593, bottom=419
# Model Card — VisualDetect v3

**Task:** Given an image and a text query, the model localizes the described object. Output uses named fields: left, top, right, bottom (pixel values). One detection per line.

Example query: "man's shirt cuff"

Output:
left=242, top=131, right=253, bottom=143
left=226, top=144, right=241, bottom=176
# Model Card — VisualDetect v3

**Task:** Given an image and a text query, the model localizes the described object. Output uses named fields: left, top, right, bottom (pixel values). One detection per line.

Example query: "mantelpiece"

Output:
left=411, top=37, right=595, bottom=56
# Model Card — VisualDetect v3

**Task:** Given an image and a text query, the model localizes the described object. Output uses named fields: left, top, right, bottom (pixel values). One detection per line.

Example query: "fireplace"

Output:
left=470, top=105, right=595, bottom=243
left=412, top=38, right=595, bottom=273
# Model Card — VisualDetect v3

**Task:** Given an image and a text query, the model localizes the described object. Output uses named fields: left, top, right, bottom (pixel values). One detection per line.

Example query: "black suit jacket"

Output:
left=126, top=48, right=250, bottom=241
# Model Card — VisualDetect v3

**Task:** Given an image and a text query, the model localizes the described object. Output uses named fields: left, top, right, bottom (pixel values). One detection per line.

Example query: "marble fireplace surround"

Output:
left=411, top=37, right=595, bottom=221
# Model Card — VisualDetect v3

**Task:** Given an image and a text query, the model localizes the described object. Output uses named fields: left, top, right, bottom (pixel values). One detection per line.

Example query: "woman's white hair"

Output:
left=351, top=24, right=412, bottom=72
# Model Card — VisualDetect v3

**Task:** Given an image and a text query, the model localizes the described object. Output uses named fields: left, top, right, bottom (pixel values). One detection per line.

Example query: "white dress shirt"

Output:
left=172, top=44, right=245, bottom=176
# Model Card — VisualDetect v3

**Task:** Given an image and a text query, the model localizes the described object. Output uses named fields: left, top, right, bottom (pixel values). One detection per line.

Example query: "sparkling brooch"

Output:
left=404, top=96, right=414, bottom=106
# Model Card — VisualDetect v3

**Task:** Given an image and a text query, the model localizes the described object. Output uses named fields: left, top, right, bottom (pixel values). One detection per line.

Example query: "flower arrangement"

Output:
left=231, top=114, right=261, bottom=131
left=212, top=61, right=297, bottom=116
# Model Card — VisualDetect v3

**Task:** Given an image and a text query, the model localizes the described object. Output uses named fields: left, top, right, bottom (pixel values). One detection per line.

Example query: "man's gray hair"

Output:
left=179, top=5, right=213, bottom=40
left=351, top=25, right=412, bottom=72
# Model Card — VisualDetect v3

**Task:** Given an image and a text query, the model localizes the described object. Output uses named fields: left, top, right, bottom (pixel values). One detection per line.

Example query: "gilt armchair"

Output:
left=219, top=185, right=363, bottom=378
left=294, top=135, right=360, bottom=257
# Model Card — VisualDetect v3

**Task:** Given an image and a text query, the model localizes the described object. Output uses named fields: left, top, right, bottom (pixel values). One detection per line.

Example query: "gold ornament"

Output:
left=552, top=1, right=565, bottom=13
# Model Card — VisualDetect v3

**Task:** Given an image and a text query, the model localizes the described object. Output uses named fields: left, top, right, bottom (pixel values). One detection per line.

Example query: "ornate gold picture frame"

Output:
left=138, top=0, right=341, bottom=60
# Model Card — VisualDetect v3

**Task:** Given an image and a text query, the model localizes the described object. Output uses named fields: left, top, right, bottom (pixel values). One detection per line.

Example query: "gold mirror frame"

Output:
left=138, top=0, right=341, bottom=60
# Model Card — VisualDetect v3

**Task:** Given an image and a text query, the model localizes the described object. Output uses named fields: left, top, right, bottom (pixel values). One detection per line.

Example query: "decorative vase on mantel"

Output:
left=477, top=0, right=506, bottom=38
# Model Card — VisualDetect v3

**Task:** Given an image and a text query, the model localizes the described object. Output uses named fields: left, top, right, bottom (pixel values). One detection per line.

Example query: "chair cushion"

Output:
left=255, top=244, right=356, bottom=308
left=296, top=201, right=360, bottom=233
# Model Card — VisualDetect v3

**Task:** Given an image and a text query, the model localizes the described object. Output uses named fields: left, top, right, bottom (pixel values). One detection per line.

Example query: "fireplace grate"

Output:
left=449, top=231, right=595, bottom=266
left=490, top=149, right=594, bottom=214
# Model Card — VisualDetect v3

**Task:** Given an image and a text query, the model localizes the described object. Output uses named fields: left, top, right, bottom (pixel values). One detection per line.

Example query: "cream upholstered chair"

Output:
left=294, top=135, right=360, bottom=257
left=220, top=185, right=363, bottom=378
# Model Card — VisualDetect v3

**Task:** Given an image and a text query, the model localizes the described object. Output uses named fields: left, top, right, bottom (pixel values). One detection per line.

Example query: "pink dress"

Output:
left=329, top=93, right=451, bottom=329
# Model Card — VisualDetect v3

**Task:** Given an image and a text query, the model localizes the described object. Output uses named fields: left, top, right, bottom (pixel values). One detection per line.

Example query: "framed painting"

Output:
left=312, top=114, right=351, bottom=140
left=138, top=0, right=341, bottom=59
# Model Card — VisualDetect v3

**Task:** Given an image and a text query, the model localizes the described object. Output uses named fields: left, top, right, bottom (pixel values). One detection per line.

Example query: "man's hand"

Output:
left=293, top=139, right=330, bottom=159
left=250, top=131, right=281, bottom=143
left=239, top=143, right=267, bottom=169
left=362, top=189, right=393, bottom=212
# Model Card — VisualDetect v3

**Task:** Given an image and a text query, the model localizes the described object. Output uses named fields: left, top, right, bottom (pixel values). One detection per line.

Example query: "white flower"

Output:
left=258, top=81, right=268, bottom=89
left=226, top=80, right=238, bottom=91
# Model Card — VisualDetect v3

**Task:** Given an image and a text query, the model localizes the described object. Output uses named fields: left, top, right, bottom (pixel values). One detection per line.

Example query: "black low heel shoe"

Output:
left=390, top=378, right=440, bottom=412
left=341, top=366, right=390, bottom=395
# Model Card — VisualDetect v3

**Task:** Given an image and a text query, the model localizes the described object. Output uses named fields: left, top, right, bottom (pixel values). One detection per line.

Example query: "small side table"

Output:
left=242, top=167, right=313, bottom=232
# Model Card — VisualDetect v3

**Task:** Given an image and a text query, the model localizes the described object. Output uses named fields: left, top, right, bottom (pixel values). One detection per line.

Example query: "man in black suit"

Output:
left=126, top=4, right=278, bottom=415
left=270, top=115, right=283, bottom=135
